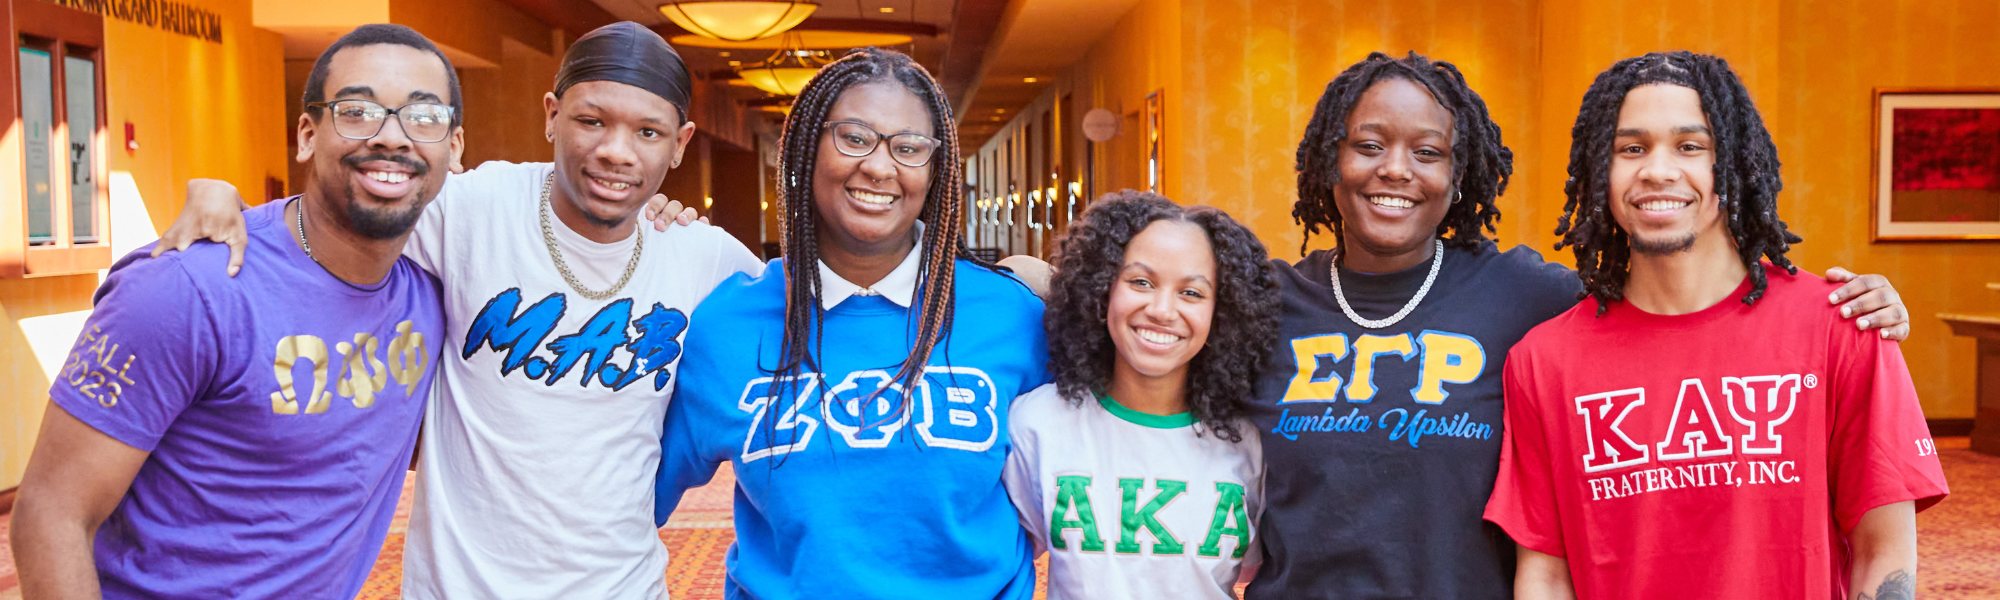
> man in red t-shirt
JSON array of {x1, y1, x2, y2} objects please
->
[{"x1": 1484, "y1": 51, "x2": 1948, "y2": 600}]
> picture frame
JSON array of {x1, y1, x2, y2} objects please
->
[{"x1": 1872, "y1": 88, "x2": 2000, "y2": 241}]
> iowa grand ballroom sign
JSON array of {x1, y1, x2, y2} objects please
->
[{"x1": 38, "y1": 0, "x2": 223, "y2": 43}]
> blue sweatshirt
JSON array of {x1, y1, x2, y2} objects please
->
[{"x1": 656, "y1": 258, "x2": 1051, "y2": 600}]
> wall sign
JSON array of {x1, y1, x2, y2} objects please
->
[{"x1": 39, "y1": 0, "x2": 222, "y2": 43}]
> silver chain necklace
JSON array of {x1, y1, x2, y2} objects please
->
[
  {"x1": 293, "y1": 197, "x2": 388, "y2": 292},
  {"x1": 1329, "y1": 238, "x2": 1444, "y2": 329},
  {"x1": 539, "y1": 172, "x2": 644, "y2": 301}
]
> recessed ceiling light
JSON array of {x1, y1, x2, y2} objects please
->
[
  {"x1": 729, "y1": 60, "x2": 741, "y2": 66},
  {"x1": 719, "y1": 51, "x2": 730, "y2": 57},
  {"x1": 879, "y1": 6, "x2": 894, "y2": 13},
  {"x1": 994, "y1": 108, "x2": 1005, "y2": 113},
  {"x1": 1023, "y1": 77, "x2": 1037, "y2": 83}
]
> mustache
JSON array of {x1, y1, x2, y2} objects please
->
[{"x1": 341, "y1": 153, "x2": 430, "y2": 177}]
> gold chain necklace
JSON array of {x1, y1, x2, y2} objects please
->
[{"x1": 538, "y1": 172, "x2": 643, "y2": 300}]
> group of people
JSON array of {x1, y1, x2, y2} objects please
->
[{"x1": 6, "y1": 17, "x2": 1946, "y2": 600}]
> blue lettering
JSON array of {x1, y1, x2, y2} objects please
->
[
  {"x1": 917, "y1": 367, "x2": 998, "y2": 451},
  {"x1": 619, "y1": 303, "x2": 688, "y2": 391},
  {"x1": 545, "y1": 299, "x2": 634, "y2": 387},
  {"x1": 463, "y1": 289, "x2": 566, "y2": 378},
  {"x1": 740, "y1": 375, "x2": 821, "y2": 462},
  {"x1": 823, "y1": 370, "x2": 911, "y2": 448}
]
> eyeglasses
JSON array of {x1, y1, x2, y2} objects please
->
[
  {"x1": 825, "y1": 120, "x2": 940, "y2": 168},
  {"x1": 307, "y1": 99, "x2": 456, "y2": 144}
]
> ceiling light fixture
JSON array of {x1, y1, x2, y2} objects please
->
[
  {"x1": 736, "y1": 33, "x2": 828, "y2": 96},
  {"x1": 658, "y1": 0, "x2": 818, "y2": 42},
  {"x1": 1023, "y1": 77, "x2": 1037, "y2": 83}
]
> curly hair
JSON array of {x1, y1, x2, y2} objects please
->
[
  {"x1": 1294, "y1": 51, "x2": 1513, "y2": 256},
  {"x1": 768, "y1": 48, "x2": 991, "y2": 428},
  {"x1": 1553, "y1": 51, "x2": 1800, "y2": 314},
  {"x1": 1045, "y1": 190, "x2": 1280, "y2": 442}
]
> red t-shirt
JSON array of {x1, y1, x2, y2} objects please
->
[{"x1": 1484, "y1": 264, "x2": 1948, "y2": 599}]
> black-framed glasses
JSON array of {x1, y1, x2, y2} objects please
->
[
  {"x1": 825, "y1": 120, "x2": 939, "y2": 168},
  {"x1": 307, "y1": 99, "x2": 456, "y2": 143}
]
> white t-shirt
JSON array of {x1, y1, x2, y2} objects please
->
[
  {"x1": 398, "y1": 161, "x2": 765, "y2": 599},
  {"x1": 1003, "y1": 383, "x2": 1264, "y2": 600}
]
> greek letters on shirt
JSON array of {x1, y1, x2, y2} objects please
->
[
  {"x1": 737, "y1": 367, "x2": 1000, "y2": 460},
  {"x1": 1269, "y1": 330, "x2": 1495, "y2": 446},
  {"x1": 461, "y1": 288, "x2": 689, "y2": 391},
  {"x1": 1573, "y1": 374, "x2": 1819, "y2": 501},
  {"x1": 1046, "y1": 476, "x2": 1255, "y2": 560},
  {"x1": 267, "y1": 320, "x2": 431, "y2": 414},
  {"x1": 61, "y1": 321, "x2": 431, "y2": 414}
]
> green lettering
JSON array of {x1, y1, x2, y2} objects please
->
[
  {"x1": 1050, "y1": 475, "x2": 1105, "y2": 552},
  {"x1": 1198, "y1": 482, "x2": 1253, "y2": 558},
  {"x1": 1117, "y1": 478, "x2": 1186, "y2": 555}
]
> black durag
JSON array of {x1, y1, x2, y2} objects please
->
[{"x1": 554, "y1": 21, "x2": 692, "y2": 121}]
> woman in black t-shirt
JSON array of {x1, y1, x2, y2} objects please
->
[{"x1": 1239, "y1": 51, "x2": 1912, "y2": 599}]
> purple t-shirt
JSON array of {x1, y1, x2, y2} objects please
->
[{"x1": 48, "y1": 199, "x2": 443, "y2": 599}]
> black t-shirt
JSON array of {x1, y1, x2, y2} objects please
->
[{"x1": 1244, "y1": 241, "x2": 1581, "y2": 600}]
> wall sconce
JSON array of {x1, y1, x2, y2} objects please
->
[
  {"x1": 1044, "y1": 186, "x2": 1057, "y2": 228},
  {"x1": 1026, "y1": 190, "x2": 1042, "y2": 229},
  {"x1": 1067, "y1": 181, "x2": 1082, "y2": 222},
  {"x1": 1006, "y1": 193, "x2": 1019, "y2": 227}
]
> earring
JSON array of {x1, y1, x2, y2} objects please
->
[
  {"x1": 1453, "y1": 189, "x2": 1463, "y2": 204},
  {"x1": 545, "y1": 132, "x2": 553, "y2": 142}
]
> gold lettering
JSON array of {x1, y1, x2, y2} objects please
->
[
  {"x1": 269, "y1": 335, "x2": 330, "y2": 414},
  {"x1": 336, "y1": 333, "x2": 388, "y2": 408},
  {"x1": 386, "y1": 320, "x2": 429, "y2": 395}
]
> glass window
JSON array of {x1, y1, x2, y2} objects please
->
[
  {"x1": 65, "y1": 53, "x2": 97, "y2": 243},
  {"x1": 20, "y1": 47, "x2": 54, "y2": 245}
]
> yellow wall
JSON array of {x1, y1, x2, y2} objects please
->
[
  {"x1": 1, "y1": 0, "x2": 289, "y2": 489},
  {"x1": 986, "y1": 0, "x2": 1999, "y2": 419}
]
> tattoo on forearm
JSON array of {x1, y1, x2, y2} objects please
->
[{"x1": 1856, "y1": 569, "x2": 1913, "y2": 600}]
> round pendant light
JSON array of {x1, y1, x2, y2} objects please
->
[
  {"x1": 736, "y1": 34, "x2": 828, "y2": 96},
  {"x1": 658, "y1": 1, "x2": 819, "y2": 42}
]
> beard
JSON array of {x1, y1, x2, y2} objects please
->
[
  {"x1": 344, "y1": 197, "x2": 428, "y2": 239},
  {"x1": 332, "y1": 152, "x2": 434, "y2": 240},
  {"x1": 1630, "y1": 230, "x2": 1698, "y2": 256}
]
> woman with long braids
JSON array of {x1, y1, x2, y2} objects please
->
[
  {"x1": 1238, "y1": 51, "x2": 1914, "y2": 599},
  {"x1": 651, "y1": 48, "x2": 1047, "y2": 599}
]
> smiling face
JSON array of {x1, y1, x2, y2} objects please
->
[
  {"x1": 1608, "y1": 83, "x2": 1724, "y2": 255},
  {"x1": 544, "y1": 80, "x2": 696, "y2": 230},
  {"x1": 1107, "y1": 220, "x2": 1217, "y2": 385},
  {"x1": 812, "y1": 81, "x2": 934, "y2": 256},
  {"x1": 1333, "y1": 77, "x2": 1456, "y2": 265},
  {"x1": 298, "y1": 43, "x2": 463, "y2": 239}
]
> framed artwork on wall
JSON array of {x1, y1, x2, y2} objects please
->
[{"x1": 1873, "y1": 89, "x2": 2000, "y2": 241}]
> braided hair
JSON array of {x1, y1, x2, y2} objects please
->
[
  {"x1": 1553, "y1": 51, "x2": 1799, "y2": 314},
  {"x1": 1293, "y1": 51, "x2": 1513, "y2": 255},
  {"x1": 1045, "y1": 190, "x2": 1280, "y2": 442},
  {"x1": 769, "y1": 47, "x2": 985, "y2": 428}
]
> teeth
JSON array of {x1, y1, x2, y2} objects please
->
[
  {"x1": 1368, "y1": 196, "x2": 1414, "y2": 209},
  {"x1": 852, "y1": 190, "x2": 897, "y2": 205},
  {"x1": 594, "y1": 177, "x2": 631, "y2": 191},
  {"x1": 1137, "y1": 329, "x2": 1182, "y2": 345},
  {"x1": 366, "y1": 171, "x2": 409, "y2": 184},
  {"x1": 1640, "y1": 200, "x2": 1690, "y2": 211}
]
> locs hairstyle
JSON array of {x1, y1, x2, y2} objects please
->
[
  {"x1": 769, "y1": 47, "x2": 985, "y2": 415},
  {"x1": 1553, "y1": 51, "x2": 1799, "y2": 314},
  {"x1": 1046, "y1": 191, "x2": 1280, "y2": 442},
  {"x1": 1293, "y1": 51, "x2": 1512, "y2": 255},
  {"x1": 302, "y1": 24, "x2": 463, "y2": 126}
]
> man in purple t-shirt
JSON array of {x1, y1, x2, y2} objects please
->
[{"x1": 8, "y1": 25, "x2": 458, "y2": 599}]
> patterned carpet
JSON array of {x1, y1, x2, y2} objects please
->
[{"x1": 2, "y1": 438, "x2": 1997, "y2": 599}]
